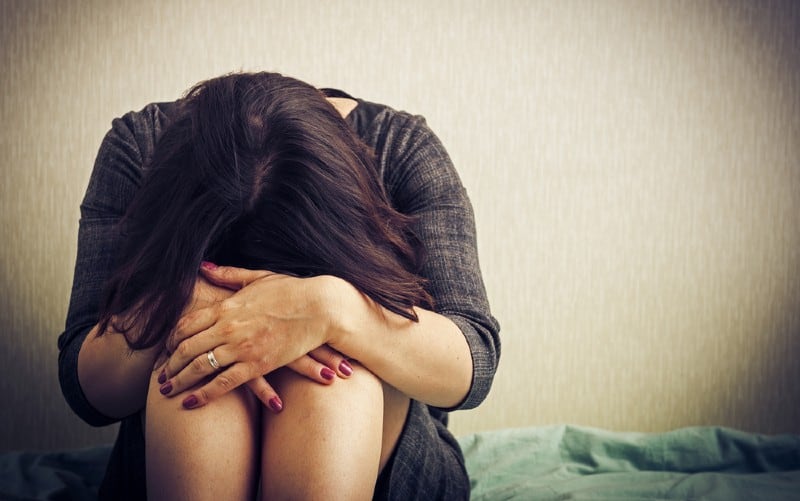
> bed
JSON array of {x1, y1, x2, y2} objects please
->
[{"x1": 2, "y1": 425, "x2": 799, "y2": 500}]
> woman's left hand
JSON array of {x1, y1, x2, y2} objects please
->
[{"x1": 160, "y1": 263, "x2": 351, "y2": 410}]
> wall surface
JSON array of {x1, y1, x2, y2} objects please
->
[{"x1": 1, "y1": 0, "x2": 799, "y2": 452}]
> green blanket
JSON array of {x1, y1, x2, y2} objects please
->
[
  {"x1": 2, "y1": 425, "x2": 798, "y2": 499},
  {"x1": 458, "y1": 425, "x2": 800, "y2": 500}
]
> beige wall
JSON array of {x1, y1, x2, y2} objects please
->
[{"x1": 1, "y1": 0, "x2": 798, "y2": 451}]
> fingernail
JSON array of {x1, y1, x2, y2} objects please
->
[
  {"x1": 200, "y1": 261, "x2": 218, "y2": 270},
  {"x1": 339, "y1": 360, "x2": 353, "y2": 377},
  {"x1": 268, "y1": 396, "x2": 283, "y2": 413},
  {"x1": 159, "y1": 381, "x2": 173, "y2": 395},
  {"x1": 182, "y1": 395, "x2": 199, "y2": 409},
  {"x1": 157, "y1": 370, "x2": 167, "y2": 385},
  {"x1": 321, "y1": 367, "x2": 336, "y2": 381}
]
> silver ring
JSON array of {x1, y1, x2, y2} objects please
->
[{"x1": 207, "y1": 350, "x2": 221, "y2": 370}]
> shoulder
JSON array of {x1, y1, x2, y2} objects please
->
[
  {"x1": 347, "y1": 98, "x2": 448, "y2": 185},
  {"x1": 82, "y1": 101, "x2": 179, "y2": 213},
  {"x1": 105, "y1": 101, "x2": 177, "y2": 165},
  {"x1": 348, "y1": 98, "x2": 433, "y2": 150},
  {"x1": 345, "y1": 98, "x2": 464, "y2": 214}
]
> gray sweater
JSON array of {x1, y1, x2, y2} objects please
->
[{"x1": 58, "y1": 93, "x2": 500, "y2": 427}]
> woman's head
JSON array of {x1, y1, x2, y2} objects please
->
[{"x1": 100, "y1": 72, "x2": 431, "y2": 349}]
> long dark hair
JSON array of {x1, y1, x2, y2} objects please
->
[{"x1": 98, "y1": 72, "x2": 431, "y2": 350}]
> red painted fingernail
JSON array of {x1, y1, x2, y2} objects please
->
[
  {"x1": 182, "y1": 395, "x2": 199, "y2": 409},
  {"x1": 158, "y1": 370, "x2": 167, "y2": 385},
  {"x1": 339, "y1": 360, "x2": 353, "y2": 377},
  {"x1": 321, "y1": 367, "x2": 336, "y2": 381},
  {"x1": 268, "y1": 396, "x2": 283, "y2": 413},
  {"x1": 159, "y1": 381, "x2": 173, "y2": 395},
  {"x1": 200, "y1": 261, "x2": 218, "y2": 270}
]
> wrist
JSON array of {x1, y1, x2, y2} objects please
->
[{"x1": 313, "y1": 275, "x2": 364, "y2": 347}]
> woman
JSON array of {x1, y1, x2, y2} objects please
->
[{"x1": 58, "y1": 72, "x2": 499, "y2": 500}]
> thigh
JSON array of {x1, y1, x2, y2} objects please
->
[
  {"x1": 260, "y1": 363, "x2": 401, "y2": 500},
  {"x1": 144, "y1": 368, "x2": 261, "y2": 501}
]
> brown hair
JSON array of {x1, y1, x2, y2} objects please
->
[{"x1": 98, "y1": 72, "x2": 431, "y2": 349}]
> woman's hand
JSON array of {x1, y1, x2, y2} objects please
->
[{"x1": 159, "y1": 263, "x2": 353, "y2": 411}]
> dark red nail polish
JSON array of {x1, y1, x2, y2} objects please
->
[
  {"x1": 158, "y1": 370, "x2": 167, "y2": 385},
  {"x1": 159, "y1": 381, "x2": 172, "y2": 395},
  {"x1": 321, "y1": 367, "x2": 335, "y2": 380},
  {"x1": 183, "y1": 395, "x2": 199, "y2": 409},
  {"x1": 268, "y1": 396, "x2": 283, "y2": 413},
  {"x1": 339, "y1": 360, "x2": 353, "y2": 377},
  {"x1": 200, "y1": 261, "x2": 218, "y2": 270}
]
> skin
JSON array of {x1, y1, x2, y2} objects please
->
[{"x1": 327, "y1": 96, "x2": 358, "y2": 118}]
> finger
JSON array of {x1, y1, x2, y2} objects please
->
[
  {"x1": 164, "y1": 320, "x2": 223, "y2": 378},
  {"x1": 161, "y1": 344, "x2": 232, "y2": 397},
  {"x1": 179, "y1": 362, "x2": 253, "y2": 409},
  {"x1": 246, "y1": 377, "x2": 283, "y2": 413},
  {"x1": 308, "y1": 345, "x2": 354, "y2": 378},
  {"x1": 167, "y1": 304, "x2": 220, "y2": 353},
  {"x1": 153, "y1": 350, "x2": 170, "y2": 384},
  {"x1": 286, "y1": 354, "x2": 338, "y2": 385},
  {"x1": 199, "y1": 262, "x2": 273, "y2": 291}
]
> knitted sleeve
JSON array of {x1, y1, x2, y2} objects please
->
[
  {"x1": 57, "y1": 103, "x2": 168, "y2": 426},
  {"x1": 355, "y1": 103, "x2": 501, "y2": 410}
]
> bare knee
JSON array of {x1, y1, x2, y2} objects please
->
[
  {"x1": 260, "y1": 363, "x2": 388, "y2": 500},
  {"x1": 145, "y1": 370, "x2": 260, "y2": 501}
]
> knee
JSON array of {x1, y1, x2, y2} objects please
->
[{"x1": 145, "y1": 369, "x2": 259, "y2": 431}]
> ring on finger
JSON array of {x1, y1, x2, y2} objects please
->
[{"x1": 207, "y1": 349, "x2": 221, "y2": 370}]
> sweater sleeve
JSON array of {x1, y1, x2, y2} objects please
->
[
  {"x1": 57, "y1": 104, "x2": 166, "y2": 426},
  {"x1": 363, "y1": 107, "x2": 501, "y2": 411}
]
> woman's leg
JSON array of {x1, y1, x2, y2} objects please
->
[
  {"x1": 145, "y1": 368, "x2": 261, "y2": 501},
  {"x1": 260, "y1": 363, "x2": 410, "y2": 501}
]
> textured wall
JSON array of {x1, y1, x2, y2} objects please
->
[{"x1": 1, "y1": 0, "x2": 798, "y2": 452}]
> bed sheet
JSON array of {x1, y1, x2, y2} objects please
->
[{"x1": 460, "y1": 425, "x2": 800, "y2": 500}]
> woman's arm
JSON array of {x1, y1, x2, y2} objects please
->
[
  {"x1": 326, "y1": 279, "x2": 472, "y2": 408},
  {"x1": 58, "y1": 105, "x2": 166, "y2": 425},
  {"x1": 77, "y1": 324, "x2": 162, "y2": 419},
  {"x1": 366, "y1": 108, "x2": 501, "y2": 410},
  {"x1": 217, "y1": 271, "x2": 477, "y2": 408},
  {"x1": 164, "y1": 267, "x2": 472, "y2": 409}
]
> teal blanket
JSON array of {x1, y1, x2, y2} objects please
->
[
  {"x1": 1, "y1": 426, "x2": 798, "y2": 499},
  {"x1": 459, "y1": 425, "x2": 800, "y2": 500}
]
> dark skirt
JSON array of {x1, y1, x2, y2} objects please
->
[{"x1": 100, "y1": 400, "x2": 469, "y2": 500}]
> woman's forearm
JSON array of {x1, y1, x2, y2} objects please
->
[
  {"x1": 326, "y1": 278, "x2": 473, "y2": 409},
  {"x1": 78, "y1": 324, "x2": 160, "y2": 419}
]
